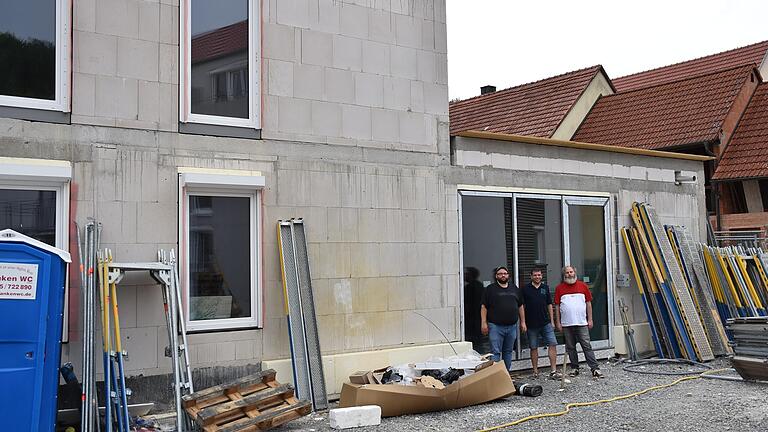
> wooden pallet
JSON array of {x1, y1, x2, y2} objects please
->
[{"x1": 182, "y1": 369, "x2": 312, "y2": 432}]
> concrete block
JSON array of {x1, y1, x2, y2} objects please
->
[
  {"x1": 276, "y1": 169, "x2": 311, "y2": 207},
  {"x1": 372, "y1": 108, "x2": 399, "y2": 143},
  {"x1": 294, "y1": 64, "x2": 324, "y2": 100},
  {"x1": 74, "y1": 0, "x2": 96, "y2": 32},
  {"x1": 436, "y1": 53, "x2": 448, "y2": 84},
  {"x1": 390, "y1": 46, "x2": 418, "y2": 80},
  {"x1": 159, "y1": 4, "x2": 179, "y2": 45},
  {"x1": 414, "y1": 276, "x2": 444, "y2": 309},
  {"x1": 215, "y1": 342, "x2": 237, "y2": 362},
  {"x1": 302, "y1": 29, "x2": 333, "y2": 66},
  {"x1": 121, "y1": 326, "x2": 158, "y2": 371},
  {"x1": 158, "y1": 83, "x2": 178, "y2": 131},
  {"x1": 354, "y1": 277, "x2": 389, "y2": 313},
  {"x1": 434, "y1": 17, "x2": 447, "y2": 53},
  {"x1": 399, "y1": 111, "x2": 426, "y2": 145},
  {"x1": 263, "y1": 23, "x2": 296, "y2": 62},
  {"x1": 312, "y1": 243, "x2": 351, "y2": 279},
  {"x1": 379, "y1": 243, "x2": 408, "y2": 277},
  {"x1": 325, "y1": 68, "x2": 356, "y2": 104},
  {"x1": 410, "y1": 80, "x2": 424, "y2": 112},
  {"x1": 313, "y1": 0, "x2": 341, "y2": 33},
  {"x1": 350, "y1": 243, "x2": 381, "y2": 278},
  {"x1": 369, "y1": 9, "x2": 394, "y2": 44},
  {"x1": 344, "y1": 313, "x2": 375, "y2": 350},
  {"x1": 95, "y1": 76, "x2": 138, "y2": 120},
  {"x1": 117, "y1": 38, "x2": 159, "y2": 81},
  {"x1": 312, "y1": 100, "x2": 342, "y2": 137},
  {"x1": 417, "y1": 50, "x2": 437, "y2": 83},
  {"x1": 342, "y1": 105, "x2": 372, "y2": 140},
  {"x1": 330, "y1": 278, "x2": 355, "y2": 314},
  {"x1": 138, "y1": 80, "x2": 160, "y2": 124},
  {"x1": 158, "y1": 43, "x2": 178, "y2": 84},
  {"x1": 327, "y1": 207, "x2": 359, "y2": 242},
  {"x1": 373, "y1": 311, "x2": 404, "y2": 347},
  {"x1": 355, "y1": 73, "x2": 384, "y2": 107},
  {"x1": 136, "y1": 202, "x2": 177, "y2": 243},
  {"x1": 414, "y1": 210, "x2": 442, "y2": 242},
  {"x1": 277, "y1": 0, "x2": 310, "y2": 28},
  {"x1": 362, "y1": 40, "x2": 390, "y2": 75},
  {"x1": 278, "y1": 97, "x2": 312, "y2": 135},
  {"x1": 235, "y1": 338, "x2": 257, "y2": 360},
  {"x1": 96, "y1": 0, "x2": 139, "y2": 38},
  {"x1": 383, "y1": 77, "x2": 411, "y2": 111},
  {"x1": 268, "y1": 60, "x2": 294, "y2": 97},
  {"x1": 333, "y1": 35, "x2": 363, "y2": 71},
  {"x1": 72, "y1": 73, "x2": 96, "y2": 117},
  {"x1": 374, "y1": 176, "x2": 402, "y2": 209},
  {"x1": 262, "y1": 317, "x2": 290, "y2": 359},
  {"x1": 421, "y1": 19, "x2": 435, "y2": 50},
  {"x1": 491, "y1": 153, "x2": 512, "y2": 170},
  {"x1": 318, "y1": 314, "x2": 345, "y2": 353},
  {"x1": 395, "y1": 14, "x2": 422, "y2": 48},
  {"x1": 74, "y1": 31, "x2": 117, "y2": 76},
  {"x1": 434, "y1": 0, "x2": 447, "y2": 23},
  {"x1": 400, "y1": 175, "x2": 427, "y2": 210},
  {"x1": 424, "y1": 83, "x2": 448, "y2": 115},
  {"x1": 138, "y1": 1, "x2": 160, "y2": 42},
  {"x1": 340, "y1": 4, "x2": 369, "y2": 38},
  {"x1": 309, "y1": 171, "x2": 342, "y2": 206}
]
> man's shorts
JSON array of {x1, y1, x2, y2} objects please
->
[{"x1": 527, "y1": 322, "x2": 558, "y2": 348}]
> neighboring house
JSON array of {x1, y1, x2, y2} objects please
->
[
  {"x1": 449, "y1": 65, "x2": 614, "y2": 139},
  {"x1": 0, "y1": 0, "x2": 454, "y2": 397},
  {"x1": 574, "y1": 41, "x2": 768, "y2": 234},
  {"x1": 448, "y1": 71, "x2": 707, "y2": 358}
]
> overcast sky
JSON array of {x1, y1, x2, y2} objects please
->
[{"x1": 447, "y1": 0, "x2": 768, "y2": 100}]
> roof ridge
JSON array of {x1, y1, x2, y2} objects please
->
[
  {"x1": 608, "y1": 63, "x2": 756, "y2": 97},
  {"x1": 449, "y1": 65, "x2": 602, "y2": 106},
  {"x1": 615, "y1": 40, "x2": 768, "y2": 82}
]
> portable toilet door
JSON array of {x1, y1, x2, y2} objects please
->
[{"x1": 0, "y1": 229, "x2": 70, "y2": 431}]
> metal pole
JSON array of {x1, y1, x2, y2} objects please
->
[
  {"x1": 98, "y1": 250, "x2": 112, "y2": 432},
  {"x1": 171, "y1": 249, "x2": 193, "y2": 393},
  {"x1": 108, "y1": 250, "x2": 131, "y2": 432}
]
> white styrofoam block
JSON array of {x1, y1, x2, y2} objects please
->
[{"x1": 329, "y1": 406, "x2": 382, "y2": 429}]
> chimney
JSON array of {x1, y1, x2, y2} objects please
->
[{"x1": 480, "y1": 85, "x2": 496, "y2": 95}]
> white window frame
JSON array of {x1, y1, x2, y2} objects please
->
[
  {"x1": 0, "y1": 0, "x2": 70, "y2": 112},
  {"x1": 179, "y1": 169, "x2": 265, "y2": 331},
  {"x1": 179, "y1": 0, "x2": 261, "y2": 129},
  {"x1": 0, "y1": 157, "x2": 72, "y2": 339}
]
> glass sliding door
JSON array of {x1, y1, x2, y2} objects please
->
[
  {"x1": 513, "y1": 194, "x2": 564, "y2": 349},
  {"x1": 563, "y1": 197, "x2": 613, "y2": 348}
]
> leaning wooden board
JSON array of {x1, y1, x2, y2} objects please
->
[{"x1": 182, "y1": 369, "x2": 312, "y2": 432}]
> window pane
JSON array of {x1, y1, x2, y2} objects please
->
[
  {"x1": 0, "y1": 0, "x2": 56, "y2": 100},
  {"x1": 190, "y1": 0, "x2": 249, "y2": 119},
  {"x1": 189, "y1": 195, "x2": 251, "y2": 321},
  {"x1": 0, "y1": 189, "x2": 57, "y2": 246}
]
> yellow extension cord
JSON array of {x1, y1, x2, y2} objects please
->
[{"x1": 477, "y1": 368, "x2": 729, "y2": 432}]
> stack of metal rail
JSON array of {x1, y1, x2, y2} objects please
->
[
  {"x1": 620, "y1": 202, "x2": 721, "y2": 361},
  {"x1": 78, "y1": 221, "x2": 100, "y2": 432},
  {"x1": 726, "y1": 317, "x2": 768, "y2": 381},
  {"x1": 700, "y1": 245, "x2": 768, "y2": 321}
]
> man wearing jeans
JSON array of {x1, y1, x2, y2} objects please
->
[
  {"x1": 521, "y1": 268, "x2": 561, "y2": 379},
  {"x1": 481, "y1": 266, "x2": 526, "y2": 372},
  {"x1": 554, "y1": 266, "x2": 603, "y2": 378}
]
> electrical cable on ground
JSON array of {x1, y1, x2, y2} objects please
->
[
  {"x1": 622, "y1": 358, "x2": 712, "y2": 376},
  {"x1": 476, "y1": 368, "x2": 729, "y2": 432}
]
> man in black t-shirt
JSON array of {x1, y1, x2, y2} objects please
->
[
  {"x1": 521, "y1": 268, "x2": 561, "y2": 379},
  {"x1": 481, "y1": 266, "x2": 526, "y2": 372}
]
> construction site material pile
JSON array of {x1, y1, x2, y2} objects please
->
[{"x1": 726, "y1": 317, "x2": 768, "y2": 381}]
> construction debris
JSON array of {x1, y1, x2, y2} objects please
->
[
  {"x1": 339, "y1": 353, "x2": 515, "y2": 417},
  {"x1": 329, "y1": 406, "x2": 382, "y2": 429},
  {"x1": 726, "y1": 317, "x2": 768, "y2": 381},
  {"x1": 182, "y1": 369, "x2": 311, "y2": 431}
]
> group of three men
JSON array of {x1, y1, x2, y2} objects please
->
[{"x1": 479, "y1": 265, "x2": 603, "y2": 379}]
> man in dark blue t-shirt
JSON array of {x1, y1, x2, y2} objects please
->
[
  {"x1": 481, "y1": 266, "x2": 526, "y2": 372},
  {"x1": 521, "y1": 268, "x2": 561, "y2": 379}
]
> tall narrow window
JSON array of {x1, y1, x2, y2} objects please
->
[
  {"x1": 182, "y1": 0, "x2": 260, "y2": 128},
  {"x1": 180, "y1": 170, "x2": 264, "y2": 331},
  {"x1": 0, "y1": 0, "x2": 69, "y2": 111}
]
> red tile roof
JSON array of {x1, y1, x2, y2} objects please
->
[
  {"x1": 713, "y1": 83, "x2": 768, "y2": 180},
  {"x1": 191, "y1": 20, "x2": 248, "y2": 64},
  {"x1": 449, "y1": 65, "x2": 607, "y2": 137},
  {"x1": 614, "y1": 41, "x2": 768, "y2": 92},
  {"x1": 572, "y1": 65, "x2": 755, "y2": 150}
]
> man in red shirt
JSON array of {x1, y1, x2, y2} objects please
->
[{"x1": 554, "y1": 266, "x2": 603, "y2": 378}]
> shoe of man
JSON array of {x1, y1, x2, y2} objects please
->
[
  {"x1": 549, "y1": 370, "x2": 563, "y2": 380},
  {"x1": 591, "y1": 369, "x2": 604, "y2": 378},
  {"x1": 568, "y1": 368, "x2": 580, "y2": 377}
]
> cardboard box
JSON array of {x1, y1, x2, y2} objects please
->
[
  {"x1": 339, "y1": 361, "x2": 515, "y2": 417},
  {"x1": 349, "y1": 371, "x2": 369, "y2": 385}
]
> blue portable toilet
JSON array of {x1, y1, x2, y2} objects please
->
[{"x1": 0, "y1": 229, "x2": 70, "y2": 431}]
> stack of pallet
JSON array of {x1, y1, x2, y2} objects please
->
[
  {"x1": 621, "y1": 203, "x2": 728, "y2": 361},
  {"x1": 726, "y1": 317, "x2": 768, "y2": 381},
  {"x1": 183, "y1": 369, "x2": 311, "y2": 431}
]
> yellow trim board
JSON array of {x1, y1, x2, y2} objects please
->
[{"x1": 456, "y1": 130, "x2": 713, "y2": 162}]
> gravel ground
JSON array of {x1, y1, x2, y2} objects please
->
[{"x1": 281, "y1": 358, "x2": 768, "y2": 432}]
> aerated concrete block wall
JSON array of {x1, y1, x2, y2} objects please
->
[{"x1": 0, "y1": 0, "x2": 454, "y2": 382}]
